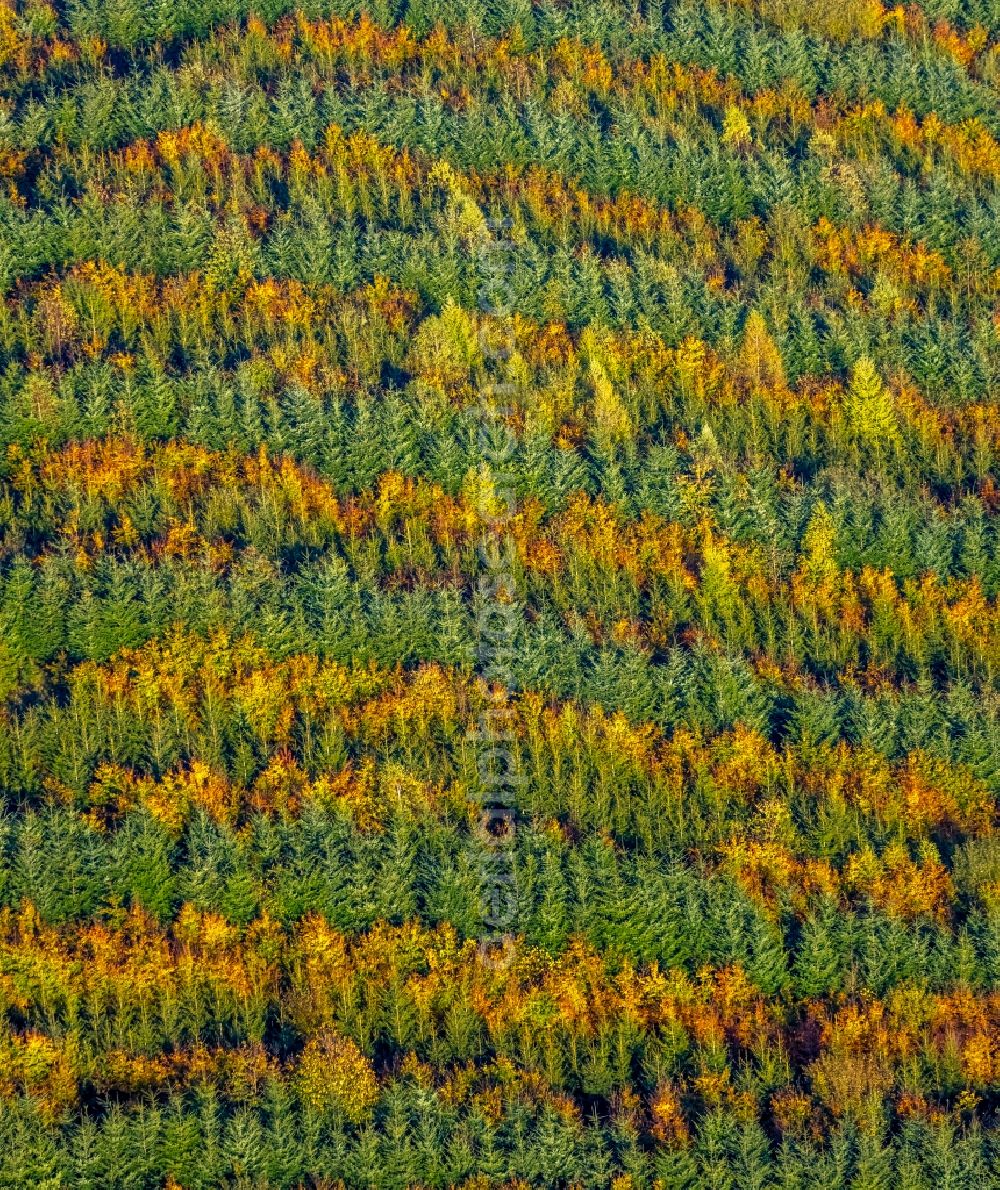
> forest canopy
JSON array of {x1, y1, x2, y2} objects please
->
[{"x1": 0, "y1": 0, "x2": 999, "y2": 1185}]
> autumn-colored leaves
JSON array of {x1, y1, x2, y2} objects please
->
[
  {"x1": 2, "y1": 0, "x2": 1000, "y2": 1176},
  {"x1": 1, "y1": 902, "x2": 996, "y2": 1134},
  {"x1": 5, "y1": 435, "x2": 1000, "y2": 685},
  {"x1": 6, "y1": 620, "x2": 993, "y2": 914}
]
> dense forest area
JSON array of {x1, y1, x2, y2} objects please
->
[{"x1": 1, "y1": 0, "x2": 1000, "y2": 1184}]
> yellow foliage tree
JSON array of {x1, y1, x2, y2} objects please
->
[
  {"x1": 407, "y1": 299, "x2": 481, "y2": 393},
  {"x1": 846, "y1": 355, "x2": 899, "y2": 450},
  {"x1": 296, "y1": 1031, "x2": 379, "y2": 1123},
  {"x1": 721, "y1": 105, "x2": 752, "y2": 150},
  {"x1": 799, "y1": 502, "x2": 839, "y2": 588},
  {"x1": 739, "y1": 310, "x2": 786, "y2": 393},
  {"x1": 590, "y1": 357, "x2": 633, "y2": 448}
]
